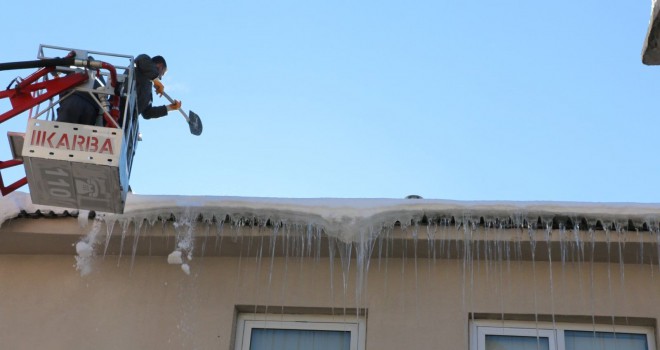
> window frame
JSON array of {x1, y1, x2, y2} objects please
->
[
  {"x1": 235, "y1": 313, "x2": 366, "y2": 350},
  {"x1": 475, "y1": 324, "x2": 556, "y2": 350},
  {"x1": 470, "y1": 320, "x2": 656, "y2": 350}
]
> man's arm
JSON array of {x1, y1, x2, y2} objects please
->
[{"x1": 140, "y1": 105, "x2": 169, "y2": 119}]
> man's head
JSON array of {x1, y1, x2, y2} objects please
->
[{"x1": 152, "y1": 55, "x2": 167, "y2": 79}]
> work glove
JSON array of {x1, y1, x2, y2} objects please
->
[
  {"x1": 167, "y1": 100, "x2": 182, "y2": 111},
  {"x1": 153, "y1": 79, "x2": 164, "y2": 96}
]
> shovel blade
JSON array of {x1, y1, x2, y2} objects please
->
[{"x1": 188, "y1": 110, "x2": 203, "y2": 136}]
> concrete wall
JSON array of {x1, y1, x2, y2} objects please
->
[{"x1": 0, "y1": 217, "x2": 658, "y2": 349}]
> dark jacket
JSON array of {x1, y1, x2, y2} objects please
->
[
  {"x1": 134, "y1": 54, "x2": 168, "y2": 119},
  {"x1": 56, "y1": 63, "x2": 106, "y2": 125}
]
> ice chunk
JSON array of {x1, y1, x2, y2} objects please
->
[{"x1": 167, "y1": 250, "x2": 183, "y2": 265}]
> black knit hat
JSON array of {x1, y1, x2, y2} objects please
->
[{"x1": 152, "y1": 55, "x2": 167, "y2": 68}]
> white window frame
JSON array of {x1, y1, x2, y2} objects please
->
[
  {"x1": 470, "y1": 320, "x2": 656, "y2": 350},
  {"x1": 474, "y1": 323, "x2": 556, "y2": 350},
  {"x1": 235, "y1": 313, "x2": 366, "y2": 350}
]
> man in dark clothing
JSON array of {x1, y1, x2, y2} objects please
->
[
  {"x1": 60, "y1": 54, "x2": 180, "y2": 127},
  {"x1": 56, "y1": 91, "x2": 100, "y2": 125},
  {"x1": 134, "y1": 54, "x2": 180, "y2": 119},
  {"x1": 56, "y1": 56, "x2": 106, "y2": 125}
]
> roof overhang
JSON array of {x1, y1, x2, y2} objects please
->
[
  {"x1": 1, "y1": 192, "x2": 659, "y2": 264},
  {"x1": 642, "y1": 0, "x2": 660, "y2": 64},
  {"x1": 3, "y1": 191, "x2": 660, "y2": 234}
]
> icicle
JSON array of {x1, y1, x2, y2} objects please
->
[
  {"x1": 616, "y1": 223, "x2": 626, "y2": 293},
  {"x1": 198, "y1": 221, "x2": 211, "y2": 258},
  {"x1": 588, "y1": 227, "x2": 597, "y2": 334},
  {"x1": 410, "y1": 224, "x2": 419, "y2": 317},
  {"x1": 496, "y1": 222, "x2": 506, "y2": 328},
  {"x1": 267, "y1": 223, "x2": 281, "y2": 287},
  {"x1": 526, "y1": 221, "x2": 540, "y2": 338},
  {"x1": 214, "y1": 220, "x2": 225, "y2": 255},
  {"x1": 355, "y1": 229, "x2": 369, "y2": 310},
  {"x1": 359, "y1": 225, "x2": 380, "y2": 309},
  {"x1": 328, "y1": 236, "x2": 337, "y2": 307},
  {"x1": 337, "y1": 238, "x2": 352, "y2": 311},
  {"x1": 603, "y1": 221, "x2": 617, "y2": 335},
  {"x1": 460, "y1": 215, "x2": 476, "y2": 329},
  {"x1": 571, "y1": 221, "x2": 586, "y2": 310},
  {"x1": 129, "y1": 218, "x2": 145, "y2": 273},
  {"x1": 103, "y1": 218, "x2": 116, "y2": 256},
  {"x1": 616, "y1": 222, "x2": 629, "y2": 331},
  {"x1": 77, "y1": 209, "x2": 90, "y2": 227},
  {"x1": 544, "y1": 220, "x2": 557, "y2": 331},
  {"x1": 656, "y1": 226, "x2": 660, "y2": 277},
  {"x1": 426, "y1": 223, "x2": 436, "y2": 274},
  {"x1": 253, "y1": 228, "x2": 265, "y2": 308},
  {"x1": 558, "y1": 223, "x2": 568, "y2": 293},
  {"x1": 278, "y1": 224, "x2": 291, "y2": 316},
  {"x1": 380, "y1": 226, "x2": 392, "y2": 300},
  {"x1": 117, "y1": 219, "x2": 130, "y2": 265}
]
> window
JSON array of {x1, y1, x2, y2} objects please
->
[
  {"x1": 471, "y1": 320, "x2": 656, "y2": 350},
  {"x1": 235, "y1": 313, "x2": 366, "y2": 350}
]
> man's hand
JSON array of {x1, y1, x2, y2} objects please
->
[
  {"x1": 153, "y1": 79, "x2": 164, "y2": 96},
  {"x1": 167, "y1": 100, "x2": 182, "y2": 111}
]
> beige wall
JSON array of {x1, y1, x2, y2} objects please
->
[{"x1": 0, "y1": 217, "x2": 658, "y2": 349}]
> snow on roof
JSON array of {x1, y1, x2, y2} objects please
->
[{"x1": 3, "y1": 191, "x2": 660, "y2": 242}]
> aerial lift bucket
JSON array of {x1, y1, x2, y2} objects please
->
[
  {"x1": 0, "y1": 45, "x2": 140, "y2": 213},
  {"x1": 21, "y1": 118, "x2": 129, "y2": 213}
]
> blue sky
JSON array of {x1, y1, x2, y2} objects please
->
[{"x1": 1, "y1": 0, "x2": 660, "y2": 202}]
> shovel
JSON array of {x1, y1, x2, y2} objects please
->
[{"x1": 160, "y1": 90, "x2": 203, "y2": 136}]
